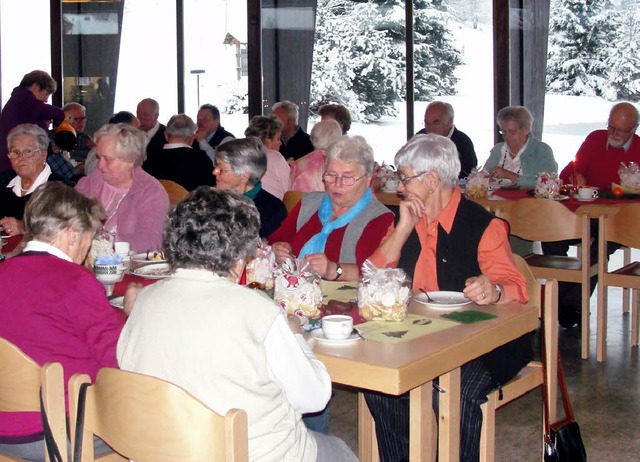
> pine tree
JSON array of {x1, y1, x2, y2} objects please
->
[{"x1": 605, "y1": 9, "x2": 640, "y2": 100}]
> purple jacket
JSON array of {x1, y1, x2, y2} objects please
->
[
  {"x1": 0, "y1": 86, "x2": 65, "y2": 172},
  {"x1": 76, "y1": 166, "x2": 170, "y2": 252}
]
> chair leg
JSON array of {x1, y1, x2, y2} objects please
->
[
  {"x1": 622, "y1": 247, "x2": 631, "y2": 313},
  {"x1": 479, "y1": 396, "x2": 496, "y2": 462},
  {"x1": 597, "y1": 282, "x2": 608, "y2": 362},
  {"x1": 632, "y1": 289, "x2": 639, "y2": 347},
  {"x1": 581, "y1": 278, "x2": 591, "y2": 360}
]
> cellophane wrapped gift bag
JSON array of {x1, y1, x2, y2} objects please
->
[
  {"x1": 245, "y1": 241, "x2": 277, "y2": 291},
  {"x1": 274, "y1": 258, "x2": 323, "y2": 319},
  {"x1": 358, "y1": 260, "x2": 411, "y2": 322}
]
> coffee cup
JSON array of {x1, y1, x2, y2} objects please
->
[
  {"x1": 384, "y1": 179, "x2": 399, "y2": 192},
  {"x1": 322, "y1": 315, "x2": 353, "y2": 340},
  {"x1": 578, "y1": 187, "x2": 598, "y2": 200},
  {"x1": 114, "y1": 241, "x2": 131, "y2": 258}
]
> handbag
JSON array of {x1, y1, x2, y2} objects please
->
[{"x1": 542, "y1": 351, "x2": 587, "y2": 461}]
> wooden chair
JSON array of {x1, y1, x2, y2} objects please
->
[
  {"x1": 69, "y1": 368, "x2": 248, "y2": 462},
  {"x1": 282, "y1": 190, "x2": 304, "y2": 213},
  {"x1": 158, "y1": 179, "x2": 189, "y2": 206},
  {"x1": 0, "y1": 337, "x2": 67, "y2": 462},
  {"x1": 596, "y1": 203, "x2": 640, "y2": 362},
  {"x1": 506, "y1": 198, "x2": 596, "y2": 359},
  {"x1": 479, "y1": 255, "x2": 558, "y2": 462}
]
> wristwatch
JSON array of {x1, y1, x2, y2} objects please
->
[
  {"x1": 330, "y1": 263, "x2": 343, "y2": 281},
  {"x1": 493, "y1": 284, "x2": 503, "y2": 304}
]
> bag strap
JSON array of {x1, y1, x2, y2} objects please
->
[
  {"x1": 72, "y1": 382, "x2": 90, "y2": 462},
  {"x1": 39, "y1": 389, "x2": 64, "y2": 462}
]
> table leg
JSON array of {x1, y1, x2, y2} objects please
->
[
  {"x1": 409, "y1": 382, "x2": 436, "y2": 462},
  {"x1": 358, "y1": 392, "x2": 379, "y2": 462},
  {"x1": 438, "y1": 368, "x2": 461, "y2": 462}
]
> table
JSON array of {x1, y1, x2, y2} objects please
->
[{"x1": 310, "y1": 298, "x2": 539, "y2": 462}]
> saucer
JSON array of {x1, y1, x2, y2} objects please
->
[
  {"x1": 310, "y1": 330, "x2": 360, "y2": 345},
  {"x1": 574, "y1": 196, "x2": 596, "y2": 202}
]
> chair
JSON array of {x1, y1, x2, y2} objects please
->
[
  {"x1": 69, "y1": 368, "x2": 248, "y2": 462},
  {"x1": 596, "y1": 204, "x2": 640, "y2": 362},
  {"x1": 479, "y1": 255, "x2": 558, "y2": 462},
  {"x1": 282, "y1": 190, "x2": 304, "y2": 213},
  {"x1": 0, "y1": 337, "x2": 67, "y2": 462},
  {"x1": 158, "y1": 179, "x2": 189, "y2": 206},
  {"x1": 505, "y1": 198, "x2": 596, "y2": 359}
]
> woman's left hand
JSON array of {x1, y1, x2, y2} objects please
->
[
  {"x1": 463, "y1": 274, "x2": 496, "y2": 306},
  {"x1": 489, "y1": 166, "x2": 519, "y2": 183},
  {"x1": 304, "y1": 253, "x2": 334, "y2": 279},
  {"x1": 0, "y1": 217, "x2": 25, "y2": 237}
]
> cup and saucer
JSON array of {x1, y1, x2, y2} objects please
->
[{"x1": 573, "y1": 187, "x2": 599, "y2": 202}]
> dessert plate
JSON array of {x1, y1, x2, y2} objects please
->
[
  {"x1": 133, "y1": 263, "x2": 172, "y2": 279},
  {"x1": 413, "y1": 291, "x2": 472, "y2": 309}
]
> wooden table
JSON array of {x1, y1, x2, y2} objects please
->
[{"x1": 310, "y1": 299, "x2": 539, "y2": 462}]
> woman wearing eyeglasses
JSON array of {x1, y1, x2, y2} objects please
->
[
  {"x1": 0, "y1": 124, "x2": 66, "y2": 238},
  {"x1": 269, "y1": 135, "x2": 394, "y2": 283},
  {"x1": 483, "y1": 105, "x2": 557, "y2": 188}
]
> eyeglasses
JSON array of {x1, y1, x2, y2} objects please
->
[
  {"x1": 322, "y1": 173, "x2": 365, "y2": 187},
  {"x1": 397, "y1": 171, "x2": 427, "y2": 185},
  {"x1": 607, "y1": 124, "x2": 638, "y2": 135},
  {"x1": 498, "y1": 128, "x2": 522, "y2": 136},
  {"x1": 7, "y1": 149, "x2": 41, "y2": 159},
  {"x1": 213, "y1": 165, "x2": 234, "y2": 174},
  {"x1": 69, "y1": 116, "x2": 87, "y2": 122}
]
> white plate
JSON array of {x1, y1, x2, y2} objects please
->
[
  {"x1": 490, "y1": 178, "x2": 514, "y2": 189},
  {"x1": 573, "y1": 196, "x2": 596, "y2": 202},
  {"x1": 133, "y1": 263, "x2": 172, "y2": 279},
  {"x1": 413, "y1": 291, "x2": 472, "y2": 309},
  {"x1": 131, "y1": 252, "x2": 167, "y2": 263},
  {"x1": 110, "y1": 296, "x2": 125, "y2": 310},
  {"x1": 310, "y1": 329, "x2": 360, "y2": 345}
]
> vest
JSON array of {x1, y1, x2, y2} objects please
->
[
  {"x1": 296, "y1": 192, "x2": 390, "y2": 264},
  {"x1": 208, "y1": 125, "x2": 235, "y2": 149}
]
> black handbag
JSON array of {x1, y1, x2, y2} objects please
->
[{"x1": 542, "y1": 354, "x2": 587, "y2": 461}]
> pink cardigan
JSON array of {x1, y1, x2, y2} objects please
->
[{"x1": 77, "y1": 166, "x2": 170, "y2": 252}]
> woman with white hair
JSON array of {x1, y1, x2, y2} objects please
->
[
  {"x1": 289, "y1": 119, "x2": 343, "y2": 192},
  {"x1": 364, "y1": 133, "x2": 531, "y2": 462},
  {"x1": 76, "y1": 123, "x2": 169, "y2": 251},
  {"x1": 484, "y1": 105, "x2": 557, "y2": 188}
]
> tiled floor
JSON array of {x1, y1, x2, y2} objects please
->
[{"x1": 328, "y1": 249, "x2": 640, "y2": 461}]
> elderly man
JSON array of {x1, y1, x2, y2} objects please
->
[
  {"x1": 416, "y1": 101, "x2": 477, "y2": 178},
  {"x1": 143, "y1": 113, "x2": 215, "y2": 191},
  {"x1": 364, "y1": 134, "x2": 530, "y2": 462},
  {"x1": 136, "y1": 98, "x2": 166, "y2": 159},
  {"x1": 192, "y1": 104, "x2": 235, "y2": 163},
  {"x1": 272, "y1": 100, "x2": 314, "y2": 161},
  {"x1": 63, "y1": 102, "x2": 95, "y2": 163},
  {"x1": 560, "y1": 102, "x2": 640, "y2": 189}
]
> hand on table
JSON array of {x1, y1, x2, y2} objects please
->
[
  {"x1": 123, "y1": 282, "x2": 143, "y2": 316},
  {"x1": 272, "y1": 241, "x2": 294, "y2": 263},
  {"x1": 0, "y1": 217, "x2": 25, "y2": 237},
  {"x1": 489, "y1": 166, "x2": 519, "y2": 184},
  {"x1": 463, "y1": 274, "x2": 496, "y2": 306}
]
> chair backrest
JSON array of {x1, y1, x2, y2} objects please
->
[
  {"x1": 603, "y1": 203, "x2": 640, "y2": 249},
  {"x1": 512, "y1": 255, "x2": 558, "y2": 423},
  {"x1": 507, "y1": 198, "x2": 584, "y2": 243},
  {"x1": 69, "y1": 368, "x2": 248, "y2": 462},
  {"x1": 282, "y1": 190, "x2": 304, "y2": 213},
  {"x1": 0, "y1": 337, "x2": 67, "y2": 462},
  {"x1": 158, "y1": 179, "x2": 189, "y2": 206}
]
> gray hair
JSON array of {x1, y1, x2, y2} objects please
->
[
  {"x1": 244, "y1": 115, "x2": 283, "y2": 142},
  {"x1": 24, "y1": 182, "x2": 105, "y2": 242},
  {"x1": 62, "y1": 102, "x2": 86, "y2": 113},
  {"x1": 311, "y1": 119, "x2": 342, "y2": 150},
  {"x1": 94, "y1": 123, "x2": 146, "y2": 165},
  {"x1": 163, "y1": 187, "x2": 260, "y2": 276},
  {"x1": 496, "y1": 105, "x2": 533, "y2": 131},
  {"x1": 426, "y1": 101, "x2": 454, "y2": 123},
  {"x1": 215, "y1": 137, "x2": 267, "y2": 187},
  {"x1": 7, "y1": 124, "x2": 50, "y2": 151},
  {"x1": 324, "y1": 135, "x2": 375, "y2": 175},
  {"x1": 166, "y1": 114, "x2": 197, "y2": 140},
  {"x1": 272, "y1": 100, "x2": 299, "y2": 124},
  {"x1": 137, "y1": 98, "x2": 159, "y2": 114},
  {"x1": 394, "y1": 134, "x2": 460, "y2": 187}
]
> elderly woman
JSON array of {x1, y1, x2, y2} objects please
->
[
  {"x1": 244, "y1": 115, "x2": 291, "y2": 200},
  {"x1": 270, "y1": 135, "x2": 394, "y2": 282},
  {"x1": 117, "y1": 187, "x2": 357, "y2": 462},
  {"x1": 318, "y1": 103, "x2": 351, "y2": 134},
  {"x1": 214, "y1": 137, "x2": 287, "y2": 238},
  {"x1": 0, "y1": 182, "x2": 125, "y2": 460},
  {"x1": 484, "y1": 105, "x2": 557, "y2": 188},
  {"x1": 76, "y1": 123, "x2": 169, "y2": 252},
  {"x1": 364, "y1": 134, "x2": 532, "y2": 462},
  {"x1": 0, "y1": 124, "x2": 66, "y2": 237},
  {"x1": 289, "y1": 119, "x2": 343, "y2": 193}
]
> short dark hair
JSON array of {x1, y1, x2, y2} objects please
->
[
  {"x1": 244, "y1": 115, "x2": 284, "y2": 142},
  {"x1": 200, "y1": 104, "x2": 221, "y2": 120},
  {"x1": 19, "y1": 70, "x2": 57, "y2": 94},
  {"x1": 318, "y1": 104, "x2": 352, "y2": 134},
  {"x1": 108, "y1": 111, "x2": 137, "y2": 125},
  {"x1": 163, "y1": 187, "x2": 260, "y2": 276}
]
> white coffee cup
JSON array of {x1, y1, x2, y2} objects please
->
[
  {"x1": 578, "y1": 187, "x2": 598, "y2": 200},
  {"x1": 114, "y1": 241, "x2": 131, "y2": 257},
  {"x1": 384, "y1": 179, "x2": 399, "y2": 191},
  {"x1": 322, "y1": 315, "x2": 354, "y2": 340}
]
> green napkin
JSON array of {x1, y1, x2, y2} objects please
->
[{"x1": 441, "y1": 310, "x2": 497, "y2": 324}]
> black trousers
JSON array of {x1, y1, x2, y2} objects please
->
[{"x1": 363, "y1": 359, "x2": 495, "y2": 462}]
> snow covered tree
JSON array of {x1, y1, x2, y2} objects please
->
[{"x1": 604, "y1": 9, "x2": 640, "y2": 100}]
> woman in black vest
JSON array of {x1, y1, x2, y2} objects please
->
[{"x1": 364, "y1": 133, "x2": 532, "y2": 462}]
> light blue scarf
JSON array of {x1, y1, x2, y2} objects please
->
[{"x1": 299, "y1": 188, "x2": 373, "y2": 258}]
